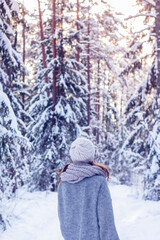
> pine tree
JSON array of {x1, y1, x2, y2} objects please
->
[
  {"x1": 0, "y1": 0, "x2": 30, "y2": 228},
  {"x1": 117, "y1": 0, "x2": 160, "y2": 200},
  {"x1": 0, "y1": 84, "x2": 29, "y2": 199},
  {"x1": 27, "y1": 0, "x2": 88, "y2": 191},
  {"x1": 143, "y1": 0, "x2": 160, "y2": 200},
  {"x1": 0, "y1": 84, "x2": 29, "y2": 229}
]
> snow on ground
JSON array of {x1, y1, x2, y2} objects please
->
[
  {"x1": 0, "y1": 183, "x2": 160, "y2": 240},
  {"x1": 111, "y1": 185, "x2": 160, "y2": 240}
]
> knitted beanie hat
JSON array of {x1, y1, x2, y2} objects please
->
[{"x1": 69, "y1": 137, "x2": 95, "y2": 163}]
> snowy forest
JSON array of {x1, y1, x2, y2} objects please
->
[{"x1": 0, "y1": 0, "x2": 160, "y2": 237}]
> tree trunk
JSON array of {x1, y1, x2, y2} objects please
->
[
  {"x1": 76, "y1": 0, "x2": 80, "y2": 64},
  {"x1": 97, "y1": 59, "x2": 100, "y2": 121},
  {"x1": 156, "y1": 0, "x2": 160, "y2": 95},
  {"x1": 7, "y1": 68, "x2": 11, "y2": 87},
  {"x1": 37, "y1": 0, "x2": 49, "y2": 94},
  {"x1": 120, "y1": 86, "x2": 123, "y2": 117},
  {"x1": 96, "y1": 58, "x2": 100, "y2": 143},
  {"x1": 52, "y1": 0, "x2": 57, "y2": 104},
  {"x1": 87, "y1": 5, "x2": 90, "y2": 126},
  {"x1": 22, "y1": 1, "x2": 25, "y2": 107}
]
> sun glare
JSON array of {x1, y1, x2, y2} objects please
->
[
  {"x1": 107, "y1": 0, "x2": 138, "y2": 16},
  {"x1": 20, "y1": 0, "x2": 138, "y2": 16},
  {"x1": 19, "y1": 0, "x2": 38, "y2": 12},
  {"x1": 20, "y1": 0, "x2": 144, "y2": 36}
]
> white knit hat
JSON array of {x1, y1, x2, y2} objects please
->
[{"x1": 69, "y1": 137, "x2": 95, "y2": 163}]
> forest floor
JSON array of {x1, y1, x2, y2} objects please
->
[{"x1": 0, "y1": 183, "x2": 160, "y2": 240}]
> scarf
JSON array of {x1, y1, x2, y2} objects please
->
[{"x1": 60, "y1": 162, "x2": 107, "y2": 183}]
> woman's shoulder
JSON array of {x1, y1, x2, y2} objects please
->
[
  {"x1": 59, "y1": 175, "x2": 107, "y2": 188},
  {"x1": 84, "y1": 175, "x2": 107, "y2": 187}
]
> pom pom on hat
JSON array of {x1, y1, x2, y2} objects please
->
[{"x1": 69, "y1": 137, "x2": 95, "y2": 163}]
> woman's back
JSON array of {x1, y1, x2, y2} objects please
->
[
  {"x1": 58, "y1": 175, "x2": 119, "y2": 240},
  {"x1": 58, "y1": 137, "x2": 119, "y2": 240}
]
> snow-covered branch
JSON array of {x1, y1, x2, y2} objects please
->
[
  {"x1": 133, "y1": 25, "x2": 154, "y2": 34},
  {"x1": 138, "y1": 0, "x2": 156, "y2": 7},
  {"x1": 125, "y1": 13, "x2": 156, "y2": 20}
]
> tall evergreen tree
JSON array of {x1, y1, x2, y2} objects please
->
[
  {"x1": 27, "y1": 0, "x2": 88, "y2": 191},
  {"x1": 117, "y1": 0, "x2": 160, "y2": 200},
  {"x1": 143, "y1": 0, "x2": 160, "y2": 200},
  {"x1": 0, "y1": 0, "x2": 30, "y2": 228}
]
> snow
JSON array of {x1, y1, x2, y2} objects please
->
[
  {"x1": 143, "y1": 0, "x2": 156, "y2": 7},
  {"x1": 111, "y1": 185, "x2": 160, "y2": 240},
  {"x1": 0, "y1": 30, "x2": 19, "y2": 67},
  {"x1": 1, "y1": 0, "x2": 11, "y2": 19},
  {"x1": 0, "y1": 190, "x2": 62, "y2": 240},
  {"x1": 0, "y1": 90, "x2": 20, "y2": 135},
  {"x1": 155, "y1": 175, "x2": 160, "y2": 186},
  {"x1": 10, "y1": 0, "x2": 19, "y2": 13},
  {"x1": 150, "y1": 155, "x2": 159, "y2": 174},
  {"x1": 0, "y1": 184, "x2": 160, "y2": 240}
]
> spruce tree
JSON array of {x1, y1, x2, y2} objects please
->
[
  {"x1": 27, "y1": 0, "x2": 88, "y2": 191},
  {"x1": 0, "y1": 0, "x2": 30, "y2": 228},
  {"x1": 118, "y1": 0, "x2": 160, "y2": 200}
]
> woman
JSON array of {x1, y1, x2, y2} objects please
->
[{"x1": 58, "y1": 137, "x2": 120, "y2": 240}]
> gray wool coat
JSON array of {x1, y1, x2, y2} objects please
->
[{"x1": 58, "y1": 175, "x2": 120, "y2": 240}]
